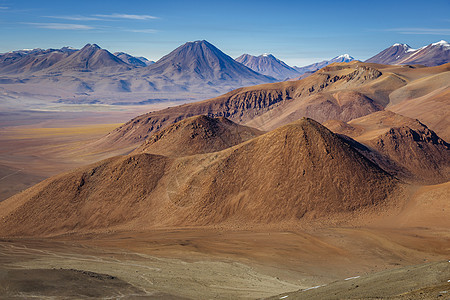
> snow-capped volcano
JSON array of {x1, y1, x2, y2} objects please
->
[
  {"x1": 366, "y1": 40, "x2": 450, "y2": 66},
  {"x1": 293, "y1": 54, "x2": 355, "y2": 75}
]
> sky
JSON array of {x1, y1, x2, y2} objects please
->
[{"x1": 0, "y1": 0, "x2": 449, "y2": 66}]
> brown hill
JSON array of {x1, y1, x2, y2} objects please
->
[
  {"x1": 325, "y1": 111, "x2": 450, "y2": 184},
  {"x1": 0, "y1": 118, "x2": 398, "y2": 237},
  {"x1": 92, "y1": 62, "x2": 391, "y2": 151},
  {"x1": 387, "y1": 68, "x2": 450, "y2": 140},
  {"x1": 92, "y1": 62, "x2": 449, "y2": 154},
  {"x1": 133, "y1": 115, "x2": 263, "y2": 157}
]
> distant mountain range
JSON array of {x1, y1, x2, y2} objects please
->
[
  {"x1": 0, "y1": 47, "x2": 77, "y2": 74},
  {"x1": 365, "y1": 40, "x2": 450, "y2": 66},
  {"x1": 235, "y1": 53, "x2": 300, "y2": 80},
  {"x1": 294, "y1": 54, "x2": 355, "y2": 75},
  {"x1": 0, "y1": 45, "x2": 155, "y2": 74},
  {"x1": 0, "y1": 39, "x2": 448, "y2": 109},
  {"x1": 0, "y1": 41, "x2": 276, "y2": 107},
  {"x1": 42, "y1": 44, "x2": 132, "y2": 73},
  {"x1": 114, "y1": 52, "x2": 154, "y2": 67}
]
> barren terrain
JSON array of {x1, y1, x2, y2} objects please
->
[{"x1": 0, "y1": 61, "x2": 448, "y2": 299}]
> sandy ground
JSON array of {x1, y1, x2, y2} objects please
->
[
  {"x1": 1, "y1": 223, "x2": 449, "y2": 299},
  {"x1": 0, "y1": 118, "x2": 127, "y2": 201},
  {"x1": 268, "y1": 261, "x2": 450, "y2": 299},
  {"x1": 0, "y1": 238, "x2": 301, "y2": 299}
]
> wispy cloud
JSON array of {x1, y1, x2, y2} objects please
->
[
  {"x1": 0, "y1": 6, "x2": 9, "y2": 9},
  {"x1": 125, "y1": 29, "x2": 158, "y2": 33},
  {"x1": 387, "y1": 27, "x2": 450, "y2": 35},
  {"x1": 24, "y1": 22, "x2": 94, "y2": 30},
  {"x1": 44, "y1": 15, "x2": 102, "y2": 21},
  {"x1": 93, "y1": 13, "x2": 158, "y2": 20}
]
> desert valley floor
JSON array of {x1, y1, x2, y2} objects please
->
[{"x1": 0, "y1": 114, "x2": 449, "y2": 299}]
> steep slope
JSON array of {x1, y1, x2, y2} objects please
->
[
  {"x1": 136, "y1": 40, "x2": 275, "y2": 88},
  {"x1": 0, "y1": 118, "x2": 398, "y2": 236},
  {"x1": 366, "y1": 40, "x2": 450, "y2": 66},
  {"x1": 294, "y1": 54, "x2": 355, "y2": 75},
  {"x1": 42, "y1": 44, "x2": 132, "y2": 73},
  {"x1": 235, "y1": 53, "x2": 300, "y2": 80},
  {"x1": 114, "y1": 52, "x2": 149, "y2": 67},
  {"x1": 325, "y1": 111, "x2": 450, "y2": 184},
  {"x1": 133, "y1": 115, "x2": 263, "y2": 157}
]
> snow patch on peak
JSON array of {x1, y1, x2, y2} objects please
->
[
  {"x1": 392, "y1": 43, "x2": 410, "y2": 49},
  {"x1": 337, "y1": 54, "x2": 352, "y2": 59},
  {"x1": 262, "y1": 53, "x2": 270, "y2": 57},
  {"x1": 432, "y1": 40, "x2": 449, "y2": 47}
]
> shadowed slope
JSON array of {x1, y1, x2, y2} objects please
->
[
  {"x1": 0, "y1": 154, "x2": 171, "y2": 236},
  {"x1": 0, "y1": 118, "x2": 397, "y2": 237},
  {"x1": 169, "y1": 118, "x2": 397, "y2": 226},
  {"x1": 326, "y1": 111, "x2": 450, "y2": 184}
]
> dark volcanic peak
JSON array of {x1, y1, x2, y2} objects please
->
[
  {"x1": 365, "y1": 40, "x2": 450, "y2": 66},
  {"x1": 141, "y1": 40, "x2": 275, "y2": 85},
  {"x1": 235, "y1": 53, "x2": 300, "y2": 80}
]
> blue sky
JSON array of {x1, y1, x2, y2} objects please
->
[{"x1": 0, "y1": 0, "x2": 449, "y2": 66}]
